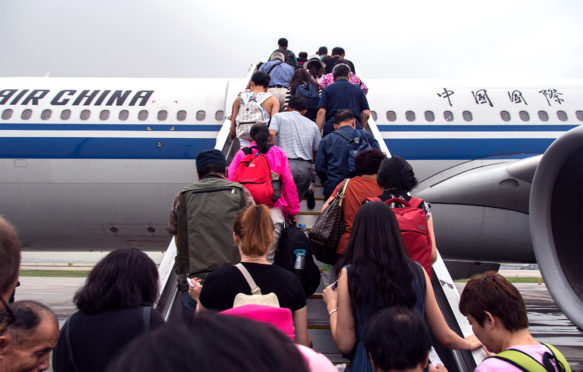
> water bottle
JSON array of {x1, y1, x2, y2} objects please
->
[
  {"x1": 294, "y1": 249, "x2": 306, "y2": 269},
  {"x1": 298, "y1": 223, "x2": 307, "y2": 234},
  {"x1": 321, "y1": 264, "x2": 332, "y2": 287}
]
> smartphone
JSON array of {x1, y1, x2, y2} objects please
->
[
  {"x1": 330, "y1": 280, "x2": 338, "y2": 290},
  {"x1": 186, "y1": 278, "x2": 194, "y2": 288}
]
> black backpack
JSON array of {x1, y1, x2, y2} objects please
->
[{"x1": 274, "y1": 221, "x2": 321, "y2": 297}]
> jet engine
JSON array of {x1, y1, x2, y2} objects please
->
[{"x1": 415, "y1": 126, "x2": 583, "y2": 329}]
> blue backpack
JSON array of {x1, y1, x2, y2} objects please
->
[
  {"x1": 333, "y1": 129, "x2": 373, "y2": 176},
  {"x1": 295, "y1": 83, "x2": 320, "y2": 111}
]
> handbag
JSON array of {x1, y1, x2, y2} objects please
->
[
  {"x1": 308, "y1": 179, "x2": 350, "y2": 264},
  {"x1": 233, "y1": 263, "x2": 280, "y2": 308}
]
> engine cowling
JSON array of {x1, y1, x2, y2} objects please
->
[{"x1": 530, "y1": 125, "x2": 583, "y2": 330}]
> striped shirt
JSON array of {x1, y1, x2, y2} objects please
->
[{"x1": 269, "y1": 111, "x2": 321, "y2": 161}]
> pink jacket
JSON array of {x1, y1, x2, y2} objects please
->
[{"x1": 228, "y1": 143, "x2": 300, "y2": 216}]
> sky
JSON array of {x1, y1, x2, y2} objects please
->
[{"x1": 1, "y1": 0, "x2": 582, "y2": 80}]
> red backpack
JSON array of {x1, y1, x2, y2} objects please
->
[
  {"x1": 368, "y1": 197, "x2": 433, "y2": 277},
  {"x1": 234, "y1": 146, "x2": 280, "y2": 206}
]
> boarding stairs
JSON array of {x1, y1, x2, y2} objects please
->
[{"x1": 154, "y1": 64, "x2": 486, "y2": 371}]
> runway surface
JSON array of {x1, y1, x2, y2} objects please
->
[{"x1": 13, "y1": 276, "x2": 583, "y2": 371}]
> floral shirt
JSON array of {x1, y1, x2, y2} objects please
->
[{"x1": 319, "y1": 72, "x2": 368, "y2": 94}]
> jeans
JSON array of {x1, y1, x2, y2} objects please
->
[{"x1": 181, "y1": 290, "x2": 197, "y2": 319}]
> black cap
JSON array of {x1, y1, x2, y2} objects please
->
[{"x1": 196, "y1": 149, "x2": 226, "y2": 172}]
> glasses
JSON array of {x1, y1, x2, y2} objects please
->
[{"x1": 0, "y1": 296, "x2": 16, "y2": 333}]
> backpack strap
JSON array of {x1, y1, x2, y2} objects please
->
[
  {"x1": 266, "y1": 61, "x2": 283, "y2": 75},
  {"x1": 542, "y1": 343, "x2": 571, "y2": 372},
  {"x1": 235, "y1": 263, "x2": 262, "y2": 295},
  {"x1": 241, "y1": 147, "x2": 252, "y2": 155},
  {"x1": 408, "y1": 197, "x2": 424, "y2": 208},
  {"x1": 492, "y1": 346, "x2": 569, "y2": 372},
  {"x1": 385, "y1": 198, "x2": 412, "y2": 208},
  {"x1": 142, "y1": 306, "x2": 151, "y2": 332},
  {"x1": 332, "y1": 129, "x2": 353, "y2": 143}
]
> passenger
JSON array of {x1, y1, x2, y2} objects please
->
[
  {"x1": 320, "y1": 58, "x2": 369, "y2": 94},
  {"x1": 282, "y1": 68, "x2": 321, "y2": 120},
  {"x1": 167, "y1": 149, "x2": 254, "y2": 316},
  {"x1": 230, "y1": 71, "x2": 279, "y2": 147},
  {"x1": 258, "y1": 52, "x2": 295, "y2": 112},
  {"x1": 316, "y1": 63, "x2": 371, "y2": 136},
  {"x1": 376, "y1": 156, "x2": 438, "y2": 274},
  {"x1": 297, "y1": 51, "x2": 308, "y2": 66},
  {"x1": 0, "y1": 300, "x2": 59, "y2": 372},
  {"x1": 0, "y1": 216, "x2": 20, "y2": 310},
  {"x1": 316, "y1": 110, "x2": 379, "y2": 201},
  {"x1": 322, "y1": 46, "x2": 356, "y2": 74},
  {"x1": 52, "y1": 248, "x2": 164, "y2": 372},
  {"x1": 364, "y1": 307, "x2": 447, "y2": 372},
  {"x1": 459, "y1": 272, "x2": 571, "y2": 372},
  {"x1": 269, "y1": 37, "x2": 299, "y2": 67},
  {"x1": 228, "y1": 124, "x2": 300, "y2": 260},
  {"x1": 107, "y1": 312, "x2": 310, "y2": 372},
  {"x1": 316, "y1": 46, "x2": 329, "y2": 59},
  {"x1": 269, "y1": 96, "x2": 321, "y2": 202},
  {"x1": 320, "y1": 149, "x2": 386, "y2": 256},
  {"x1": 188, "y1": 205, "x2": 312, "y2": 347},
  {"x1": 304, "y1": 54, "x2": 327, "y2": 84},
  {"x1": 322, "y1": 202, "x2": 481, "y2": 372}
]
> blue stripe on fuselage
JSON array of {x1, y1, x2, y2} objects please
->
[
  {"x1": 0, "y1": 137, "x2": 217, "y2": 159},
  {"x1": 0, "y1": 123, "x2": 222, "y2": 131},
  {"x1": 376, "y1": 124, "x2": 578, "y2": 132},
  {"x1": 385, "y1": 138, "x2": 554, "y2": 160}
]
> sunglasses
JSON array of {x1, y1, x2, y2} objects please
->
[{"x1": 0, "y1": 296, "x2": 16, "y2": 333}]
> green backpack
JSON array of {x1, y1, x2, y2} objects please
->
[{"x1": 492, "y1": 343, "x2": 571, "y2": 372}]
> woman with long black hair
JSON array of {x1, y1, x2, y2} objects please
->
[{"x1": 322, "y1": 202, "x2": 480, "y2": 372}]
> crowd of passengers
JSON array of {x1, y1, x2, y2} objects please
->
[{"x1": 0, "y1": 37, "x2": 572, "y2": 372}]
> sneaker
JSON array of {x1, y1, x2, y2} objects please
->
[{"x1": 306, "y1": 189, "x2": 316, "y2": 209}]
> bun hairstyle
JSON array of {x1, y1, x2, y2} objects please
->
[
  {"x1": 233, "y1": 205, "x2": 274, "y2": 256},
  {"x1": 376, "y1": 156, "x2": 418, "y2": 192}
]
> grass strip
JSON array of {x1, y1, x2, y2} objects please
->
[{"x1": 19, "y1": 270, "x2": 90, "y2": 278}]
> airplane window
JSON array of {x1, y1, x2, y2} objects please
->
[
  {"x1": 215, "y1": 110, "x2": 225, "y2": 121},
  {"x1": 99, "y1": 110, "x2": 110, "y2": 120},
  {"x1": 41, "y1": 109, "x2": 52, "y2": 120},
  {"x1": 444, "y1": 111, "x2": 454, "y2": 121},
  {"x1": 370, "y1": 111, "x2": 378, "y2": 121},
  {"x1": 557, "y1": 110, "x2": 568, "y2": 121},
  {"x1": 538, "y1": 111, "x2": 549, "y2": 121},
  {"x1": 21, "y1": 109, "x2": 32, "y2": 120},
  {"x1": 576, "y1": 110, "x2": 583, "y2": 121},
  {"x1": 519, "y1": 111, "x2": 530, "y2": 121},
  {"x1": 500, "y1": 111, "x2": 511, "y2": 122},
  {"x1": 386, "y1": 111, "x2": 396, "y2": 121},
  {"x1": 138, "y1": 110, "x2": 148, "y2": 121},
  {"x1": 61, "y1": 109, "x2": 71, "y2": 120},
  {"x1": 405, "y1": 111, "x2": 415, "y2": 122},
  {"x1": 2, "y1": 109, "x2": 13, "y2": 120},
  {"x1": 424, "y1": 111, "x2": 435, "y2": 122},
  {"x1": 80, "y1": 110, "x2": 90, "y2": 120},
  {"x1": 462, "y1": 111, "x2": 473, "y2": 121},
  {"x1": 177, "y1": 110, "x2": 187, "y2": 121},
  {"x1": 196, "y1": 110, "x2": 206, "y2": 121},
  {"x1": 158, "y1": 110, "x2": 168, "y2": 121},
  {"x1": 119, "y1": 110, "x2": 129, "y2": 121}
]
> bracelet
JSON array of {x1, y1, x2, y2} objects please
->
[{"x1": 328, "y1": 308, "x2": 338, "y2": 317}]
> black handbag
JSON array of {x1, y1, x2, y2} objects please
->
[{"x1": 309, "y1": 179, "x2": 350, "y2": 264}]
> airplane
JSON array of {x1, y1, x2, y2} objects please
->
[{"x1": 0, "y1": 71, "x2": 581, "y2": 329}]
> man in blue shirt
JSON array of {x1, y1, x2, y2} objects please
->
[
  {"x1": 316, "y1": 63, "x2": 370, "y2": 137},
  {"x1": 316, "y1": 110, "x2": 379, "y2": 200},
  {"x1": 259, "y1": 52, "x2": 295, "y2": 112}
]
